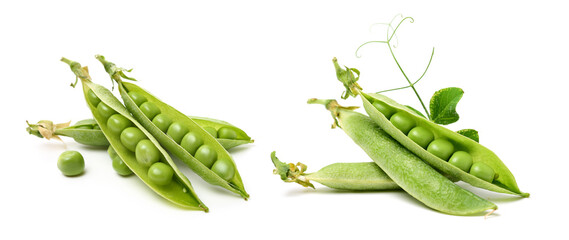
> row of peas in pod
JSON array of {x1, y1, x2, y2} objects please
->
[
  {"x1": 127, "y1": 91, "x2": 236, "y2": 181},
  {"x1": 89, "y1": 89, "x2": 175, "y2": 185},
  {"x1": 371, "y1": 100, "x2": 496, "y2": 183}
]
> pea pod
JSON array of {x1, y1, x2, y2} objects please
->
[
  {"x1": 96, "y1": 55, "x2": 249, "y2": 199},
  {"x1": 26, "y1": 119, "x2": 109, "y2": 146},
  {"x1": 62, "y1": 58, "x2": 208, "y2": 211},
  {"x1": 309, "y1": 99, "x2": 497, "y2": 216},
  {"x1": 333, "y1": 58, "x2": 529, "y2": 198},
  {"x1": 27, "y1": 117, "x2": 253, "y2": 149},
  {"x1": 271, "y1": 151, "x2": 400, "y2": 191}
]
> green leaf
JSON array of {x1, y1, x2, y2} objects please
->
[
  {"x1": 429, "y1": 87, "x2": 464, "y2": 125},
  {"x1": 405, "y1": 105, "x2": 427, "y2": 119},
  {"x1": 457, "y1": 129, "x2": 479, "y2": 143}
]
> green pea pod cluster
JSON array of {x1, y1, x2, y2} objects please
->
[
  {"x1": 96, "y1": 55, "x2": 248, "y2": 199},
  {"x1": 360, "y1": 92, "x2": 529, "y2": 197},
  {"x1": 27, "y1": 117, "x2": 253, "y2": 150},
  {"x1": 62, "y1": 58, "x2": 208, "y2": 211},
  {"x1": 311, "y1": 99, "x2": 497, "y2": 215}
]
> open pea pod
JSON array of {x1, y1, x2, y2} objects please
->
[
  {"x1": 96, "y1": 55, "x2": 248, "y2": 199},
  {"x1": 361, "y1": 92, "x2": 529, "y2": 197},
  {"x1": 27, "y1": 117, "x2": 253, "y2": 149},
  {"x1": 189, "y1": 116, "x2": 253, "y2": 150},
  {"x1": 62, "y1": 58, "x2": 208, "y2": 211}
]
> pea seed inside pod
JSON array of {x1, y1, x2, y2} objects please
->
[
  {"x1": 194, "y1": 145, "x2": 217, "y2": 168},
  {"x1": 448, "y1": 151, "x2": 473, "y2": 172},
  {"x1": 135, "y1": 139, "x2": 161, "y2": 167},
  {"x1": 217, "y1": 127, "x2": 237, "y2": 139},
  {"x1": 74, "y1": 125, "x2": 93, "y2": 130},
  {"x1": 167, "y1": 122, "x2": 189, "y2": 143},
  {"x1": 181, "y1": 131, "x2": 204, "y2": 155},
  {"x1": 108, "y1": 146, "x2": 133, "y2": 176},
  {"x1": 120, "y1": 127, "x2": 147, "y2": 152},
  {"x1": 469, "y1": 162, "x2": 495, "y2": 182},
  {"x1": 427, "y1": 139, "x2": 455, "y2": 161},
  {"x1": 128, "y1": 91, "x2": 148, "y2": 107},
  {"x1": 107, "y1": 114, "x2": 133, "y2": 134},
  {"x1": 390, "y1": 112, "x2": 415, "y2": 134},
  {"x1": 203, "y1": 126, "x2": 218, "y2": 138},
  {"x1": 407, "y1": 126, "x2": 434, "y2": 149},
  {"x1": 139, "y1": 102, "x2": 161, "y2": 120},
  {"x1": 372, "y1": 100, "x2": 396, "y2": 118},
  {"x1": 97, "y1": 102, "x2": 117, "y2": 120},
  {"x1": 147, "y1": 162, "x2": 174, "y2": 186},
  {"x1": 87, "y1": 89, "x2": 101, "y2": 107},
  {"x1": 211, "y1": 158, "x2": 235, "y2": 181},
  {"x1": 152, "y1": 114, "x2": 173, "y2": 132}
]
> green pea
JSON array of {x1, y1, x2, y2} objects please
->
[
  {"x1": 203, "y1": 126, "x2": 218, "y2": 138},
  {"x1": 167, "y1": 122, "x2": 189, "y2": 143},
  {"x1": 427, "y1": 139, "x2": 454, "y2": 161},
  {"x1": 135, "y1": 139, "x2": 161, "y2": 167},
  {"x1": 140, "y1": 102, "x2": 161, "y2": 120},
  {"x1": 120, "y1": 127, "x2": 147, "y2": 152},
  {"x1": 448, "y1": 151, "x2": 473, "y2": 172},
  {"x1": 390, "y1": 112, "x2": 415, "y2": 134},
  {"x1": 180, "y1": 131, "x2": 204, "y2": 155},
  {"x1": 57, "y1": 150, "x2": 85, "y2": 176},
  {"x1": 128, "y1": 91, "x2": 147, "y2": 107},
  {"x1": 148, "y1": 162, "x2": 174, "y2": 186},
  {"x1": 194, "y1": 145, "x2": 217, "y2": 168},
  {"x1": 470, "y1": 162, "x2": 495, "y2": 183},
  {"x1": 217, "y1": 127, "x2": 237, "y2": 139},
  {"x1": 407, "y1": 126, "x2": 434, "y2": 149},
  {"x1": 372, "y1": 101, "x2": 396, "y2": 118},
  {"x1": 211, "y1": 158, "x2": 235, "y2": 181},
  {"x1": 87, "y1": 89, "x2": 101, "y2": 107},
  {"x1": 97, "y1": 102, "x2": 116, "y2": 120},
  {"x1": 74, "y1": 125, "x2": 93, "y2": 130},
  {"x1": 108, "y1": 146, "x2": 132, "y2": 176},
  {"x1": 107, "y1": 114, "x2": 132, "y2": 134},
  {"x1": 92, "y1": 124, "x2": 100, "y2": 130},
  {"x1": 152, "y1": 114, "x2": 173, "y2": 132}
]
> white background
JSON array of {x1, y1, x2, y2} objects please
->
[{"x1": 2, "y1": 0, "x2": 568, "y2": 239}]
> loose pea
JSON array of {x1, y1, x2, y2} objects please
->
[
  {"x1": 470, "y1": 162, "x2": 495, "y2": 182},
  {"x1": 427, "y1": 139, "x2": 454, "y2": 161},
  {"x1": 139, "y1": 102, "x2": 161, "y2": 120},
  {"x1": 407, "y1": 126, "x2": 434, "y2": 149},
  {"x1": 57, "y1": 150, "x2": 85, "y2": 176},
  {"x1": 108, "y1": 146, "x2": 133, "y2": 176},
  {"x1": 97, "y1": 102, "x2": 116, "y2": 120},
  {"x1": 167, "y1": 122, "x2": 189, "y2": 143},
  {"x1": 152, "y1": 114, "x2": 173, "y2": 132},
  {"x1": 128, "y1": 91, "x2": 147, "y2": 107},
  {"x1": 148, "y1": 162, "x2": 174, "y2": 186},
  {"x1": 120, "y1": 127, "x2": 147, "y2": 152},
  {"x1": 217, "y1": 127, "x2": 237, "y2": 139},
  {"x1": 194, "y1": 145, "x2": 217, "y2": 168},
  {"x1": 203, "y1": 126, "x2": 218, "y2": 138},
  {"x1": 372, "y1": 101, "x2": 396, "y2": 118},
  {"x1": 87, "y1": 89, "x2": 101, "y2": 106},
  {"x1": 135, "y1": 139, "x2": 161, "y2": 167},
  {"x1": 448, "y1": 151, "x2": 473, "y2": 172},
  {"x1": 107, "y1": 114, "x2": 132, "y2": 134},
  {"x1": 180, "y1": 131, "x2": 204, "y2": 155},
  {"x1": 211, "y1": 158, "x2": 235, "y2": 181},
  {"x1": 390, "y1": 112, "x2": 415, "y2": 134}
]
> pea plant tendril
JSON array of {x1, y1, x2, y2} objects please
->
[{"x1": 355, "y1": 15, "x2": 435, "y2": 120}]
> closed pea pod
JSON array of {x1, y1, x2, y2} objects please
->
[
  {"x1": 271, "y1": 152, "x2": 400, "y2": 191},
  {"x1": 309, "y1": 99, "x2": 497, "y2": 215},
  {"x1": 97, "y1": 55, "x2": 248, "y2": 199},
  {"x1": 62, "y1": 58, "x2": 207, "y2": 211}
]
